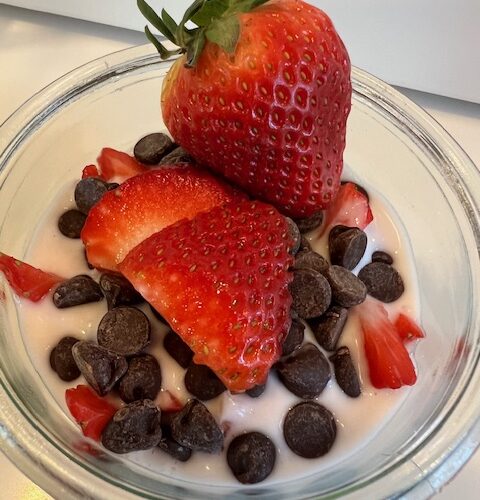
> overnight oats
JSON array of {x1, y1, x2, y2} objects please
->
[{"x1": 0, "y1": 0, "x2": 425, "y2": 488}]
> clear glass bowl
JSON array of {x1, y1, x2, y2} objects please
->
[{"x1": 0, "y1": 44, "x2": 480, "y2": 499}]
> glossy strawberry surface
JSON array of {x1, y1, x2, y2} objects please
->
[
  {"x1": 120, "y1": 200, "x2": 294, "y2": 392},
  {"x1": 82, "y1": 165, "x2": 240, "y2": 271},
  {"x1": 162, "y1": 0, "x2": 351, "y2": 218}
]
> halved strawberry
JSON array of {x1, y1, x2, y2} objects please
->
[
  {"x1": 356, "y1": 298, "x2": 417, "y2": 389},
  {"x1": 119, "y1": 200, "x2": 294, "y2": 392},
  {"x1": 321, "y1": 182, "x2": 373, "y2": 235},
  {"x1": 0, "y1": 252, "x2": 63, "y2": 302},
  {"x1": 65, "y1": 385, "x2": 117, "y2": 442},
  {"x1": 97, "y1": 147, "x2": 147, "y2": 182},
  {"x1": 82, "y1": 165, "x2": 241, "y2": 271},
  {"x1": 394, "y1": 313, "x2": 425, "y2": 342}
]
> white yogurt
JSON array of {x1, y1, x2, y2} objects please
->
[{"x1": 18, "y1": 177, "x2": 421, "y2": 486}]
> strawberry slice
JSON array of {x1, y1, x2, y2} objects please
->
[
  {"x1": 97, "y1": 147, "x2": 147, "y2": 182},
  {"x1": 82, "y1": 166, "x2": 241, "y2": 271},
  {"x1": 119, "y1": 200, "x2": 294, "y2": 392},
  {"x1": 82, "y1": 164, "x2": 105, "y2": 180},
  {"x1": 0, "y1": 252, "x2": 63, "y2": 302},
  {"x1": 321, "y1": 182, "x2": 373, "y2": 234},
  {"x1": 394, "y1": 313, "x2": 425, "y2": 341},
  {"x1": 356, "y1": 298, "x2": 417, "y2": 389},
  {"x1": 65, "y1": 385, "x2": 117, "y2": 442}
]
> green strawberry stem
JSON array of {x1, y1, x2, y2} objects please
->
[{"x1": 137, "y1": 0, "x2": 271, "y2": 67}]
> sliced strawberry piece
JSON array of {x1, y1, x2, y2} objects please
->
[
  {"x1": 65, "y1": 385, "x2": 117, "y2": 442},
  {"x1": 158, "y1": 390, "x2": 183, "y2": 413},
  {"x1": 321, "y1": 182, "x2": 373, "y2": 235},
  {"x1": 119, "y1": 200, "x2": 294, "y2": 392},
  {"x1": 82, "y1": 166, "x2": 241, "y2": 271},
  {"x1": 394, "y1": 313, "x2": 425, "y2": 341},
  {"x1": 0, "y1": 252, "x2": 63, "y2": 302},
  {"x1": 82, "y1": 164, "x2": 104, "y2": 180},
  {"x1": 356, "y1": 298, "x2": 417, "y2": 389},
  {"x1": 97, "y1": 147, "x2": 147, "y2": 182}
]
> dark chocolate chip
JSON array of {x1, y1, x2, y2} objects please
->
[
  {"x1": 58, "y1": 209, "x2": 87, "y2": 239},
  {"x1": 227, "y1": 432, "x2": 276, "y2": 484},
  {"x1": 49, "y1": 336, "x2": 81, "y2": 381},
  {"x1": 329, "y1": 225, "x2": 367, "y2": 270},
  {"x1": 158, "y1": 411, "x2": 192, "y2": 462},
  {"x1": 133, "y1": 133, "x2": 175, "y2": 165},
  {"x1": 159, "y1": 146, "x2": 195, "y2": 165},
  {"x1": 246, "y1": 383, "x2": 266, "y2": 398},
  {"x1": 102, "y1": 400, "x2": 162, "y2": 453},
  {"x1": 72, "y1": 341, "x2": 127, "y2": 396},
  {"x1": 283, "y1": 402, "x2": 336, "y2": 458},
  {"x1": 330, "y1": 346, "x2": 361, "y2": 398},
  {"x1": 300, "y1": 235, "x2": 312, "y2": 252},
  {"x1": 324, "y1": 266, "x2": 367, "y2": 308},
  {"x1": 282, "y1": 317, "x2": 305, "y2": 356},
  {"x1": 170, "y1": 399, "x2": 224, "y2": 453},
  {"x1": 118, "y1": 354, "x2": 162, "y2": 403},
  {"x1": 285, "y1": 217, "x2": 301, "y2": 255},
  {"x1": 294, "y1": 250, "x2": 329, "y2": 275},
  {"x1": 310, "y1": 306, "x2": 348, "y2": 351},
  {"x1": 294, "y1": 211, "x2": 324, "y2": 233},
  {"x1": 163, "y1": 330, "x2": 194, "y2": 368},
  {"x1": 99, "y1": 272, "x2": 144, "y2": 310},
  {"x1": 371, "y1": 250, "x2": 394, "y2": 265},
  {"x1": 289, "y1": 268, "x2": 331, "y2": 319},
  {"x1": 53, "y1": 275, "x2": 103, "y2": 308},
  {"x1": 97, "y1": 306, "x2": 151, "y2": 356},
  {"x1": 74, "y1": 177, "x2": 109, "y2": 214},
  {"x1": 184, "y1": 364, "x2": 226, "y2": 401},
  {"x1": 358, "y1": 262, "x2": 404, "y2": 303},
  {"x1": 276, "y1": 343, "x2": 330, "y2": 398}
]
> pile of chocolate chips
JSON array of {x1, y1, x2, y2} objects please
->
[{"x1": 50, "y1": 134, "x2": 406, "y2": 484}]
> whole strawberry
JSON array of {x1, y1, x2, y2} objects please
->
[
  {"x1": 138, "y1": 0, "x2": 351, "y2": 218},
  {"x1": 119, "y1": 200, "x2": 294, "y2": 392}
]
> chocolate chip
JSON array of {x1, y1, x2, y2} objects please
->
[
  {"x1": 118, "y1": 354, "x2": 162, "y2": 403},
  {"x1": 57, "y1": 209, "x2": 87, "y2": 238},
  {"x1": 246, "y1": 383, "x2": 266, "y2": 398},
  {"x1": 163, "y1": 330, "x2": 194, "y2": 368},
  {"x1": 227, "y1": 432, "x2": 276, "y2": 484},
  {"x1": 358, "y1": 262, "x2": 404, "y2": 303},
  {"x1": 285, "y1": 217, "x2": 301, "y2": 255},
  {"x1": 276, "y1": 343, "x2": 330, "y2": 398},
  {"x1": 282, "y1": 317, "x2": 305, "y2": 356},
  {"x1": 158, "y1": 411, "x2": 192, "y2": 462},
  {"x1": 133, "y1": 133, "x2": 175, "y2": 165},
  {"x1": 300, "y1": 235, "x2": 311, "y2": 252},
  {"x1": 294, "y1": 211, "x2": 324, "y2": 233},
  {"x1": 324, "y1": 266, "x2": 367, "y2": 308},
  {"x1": 371, "y1": 250, "x2": 394, "y2": 265},
  {"x1": 53, "y1": 275, "x2": 103, "y2": 308},
  {"x1": 290, "y1": 268, "x2": 331, "y2": 319},
  {"x1": 50, "y1": 336, "x2": 81, "y2": 381},
  {"x1": 294, "y1": 250, "x2": 329, "y2": 275},
  {"x1": 74, "y1": 177, "x2": 109, "y2": 214},
  {"x1": 99, "y1": 272, "x2": 144, "y2": 310},
  {"x1": 97, "y1": 307, "x2": 151, "y2": 356},
  {"x1": 283, "y1": 402, "x2": 336, "y2": 458},
  {"x1": 102, "y1": 400, "x2": 162, "y2": 453},
  {"x1": 159, "y1": 146, "x2": 195, "y2": 165},
  {"x1": 310, "y1": 306, "x2": 348, "y2": 351},
  {"x1": 330, "y1": 347, "x2": 361, "y2": 398},
  {"x1": 72, "y1": 341, "x2": 127, "y2": 396},
  {"x1": 184, "y1": 364, "x2": 226, "y2": 401},
  {"x1": 170, "y1": 399, "x2": 223, "y2": 453},
  {"x1": 329, "y1": 225, "x2": 367, "y2": 270}
]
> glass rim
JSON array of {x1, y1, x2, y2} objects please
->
[{"x1": 1, "y1": 43, "x2": 480, "y2": 499}]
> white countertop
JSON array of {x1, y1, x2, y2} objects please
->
[{"x1": 1, "y1": 4, "x2": 480, "y2": 499}]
